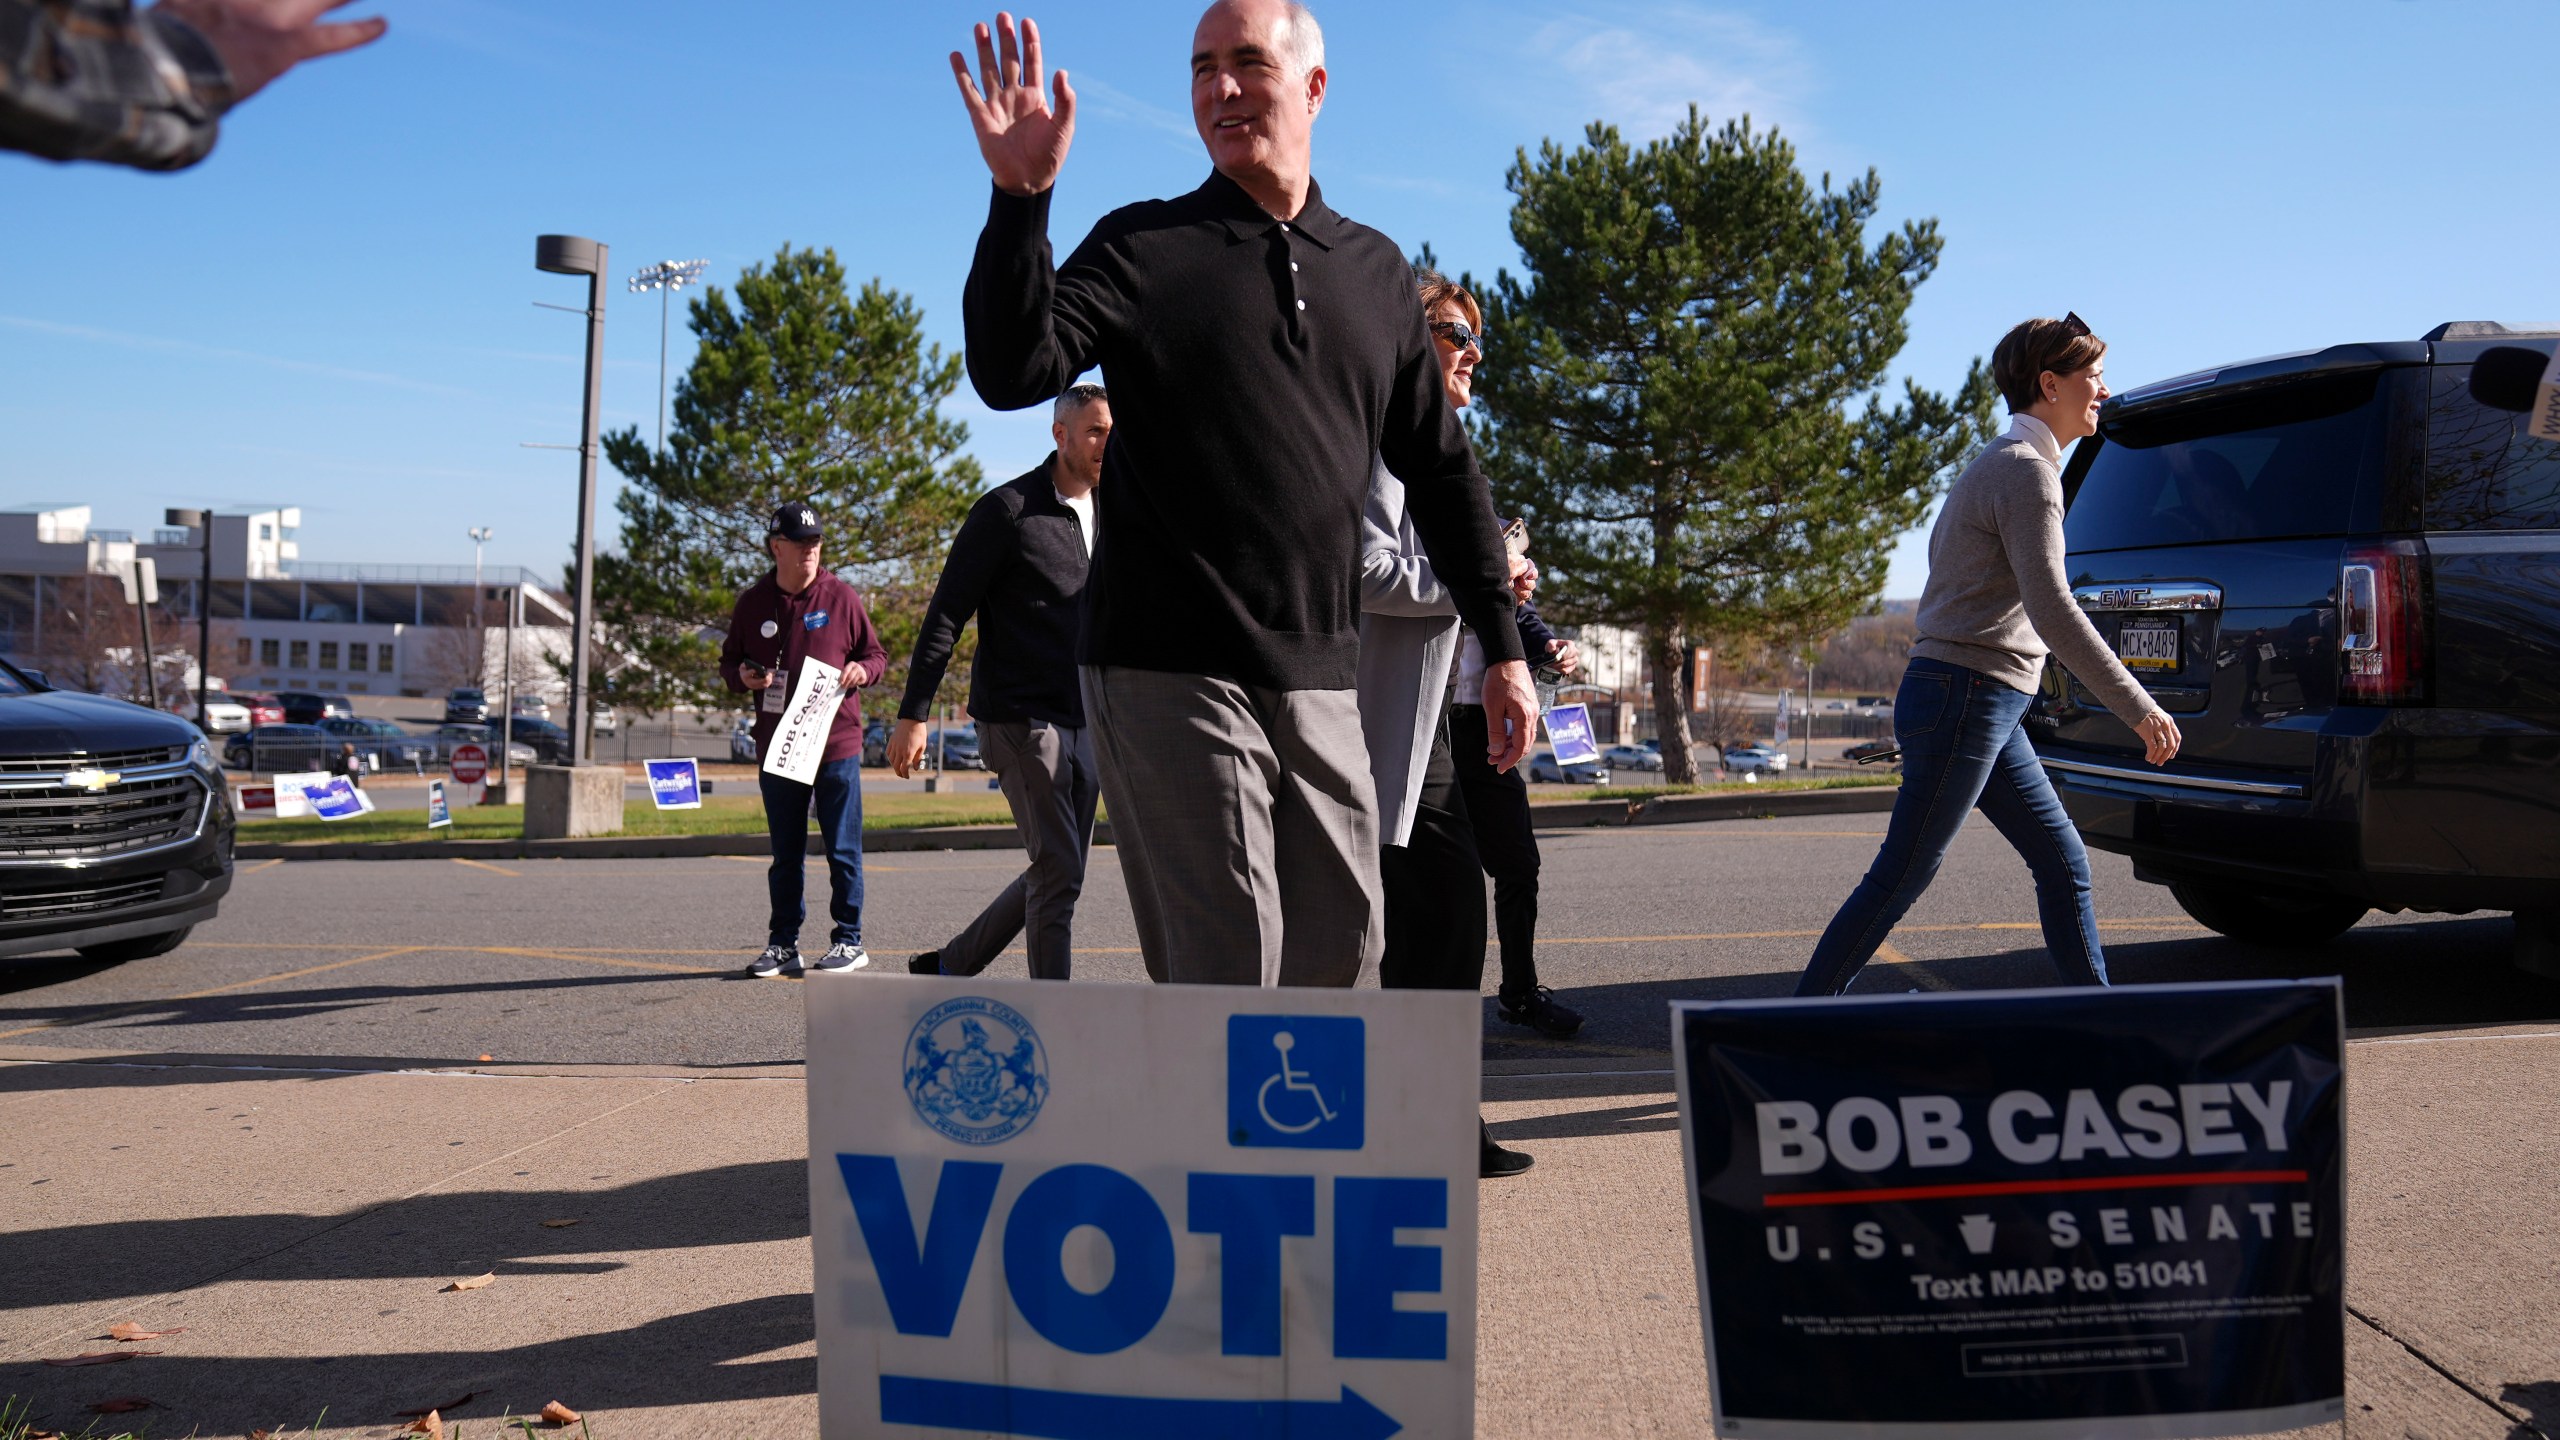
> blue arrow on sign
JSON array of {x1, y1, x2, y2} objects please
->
[{"x1": 879, "y1": 1375, "x2": 1402, "y2": 1439}]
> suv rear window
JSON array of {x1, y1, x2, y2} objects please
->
[
  {"x1": 2425, "y1": 366, "x2": 2560, "y2": 531},
  {"x1": 2067, "y1": 371, "x2": 2400, "y2": 551}
]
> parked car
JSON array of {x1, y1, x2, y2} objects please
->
[
  {"x1": 923, "y1": 725, "x2": 982, "y2": 770},
  {"x1": 319, "y1": 716, "x2": 432, "y2": 770},
  {"x1": 1720, "y1": 745, "x2": 1790, "y2": 775},
  {"x1": 1601, "y1": 743, "x2": 1664, "y2": 772},
  {"x1": 590, "y1": 705, "x2": 618, "y2": 736},
  {"x1": 444, "y1": 687, "x2": 489, "y2": 724},
  {"x1": 236, "y1": 692, "x2": 287, "y2": 726},
  {"x1": 177, "y1": 692, "x2": 252, "y2": 733},
  {"x1": 862, "y1": 718, "x2": 891, "y2": 768},
  {"x1": 0, "y1": 657, "x2": 233, "y2": 962},
  {"x1": 276, "y1": 690, "x2": 353, "y2": 726},
  {"x1": 432, "y1": 724, "x2": 538, "y2": 769},
  {"x1": 509, "y1": 693, "x2": 552, "y2": 722},
  {"x1": 505, "y1": 718, "x2": 574, "y2": 765},
  {"x1": 2029, "y1": 322, "x2": 2560, "y2": 952},
  {"x1": 224, "y1": 723, "x2": 333, "y2": 773},
  {"x1": 1844, "y1": 737, "x2": 1902, "y2": 768},
  {"x1": 1528, "y1": 749, "x2": 1611, "y2": 784},
  {"x1": 731, "y1": 716, "x2": 759, "y2": 763}
]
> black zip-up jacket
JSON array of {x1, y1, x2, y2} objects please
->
[
  {"x1": 898, "y1": 457, "x2": 1091, "y2": 727},
  {"x1": 963, "y1": 170, "x2": 1524, "y2": 692}
]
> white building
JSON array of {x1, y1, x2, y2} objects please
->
[{"x1": 2, "y1": 503, "x2": 571, "y2": 698}]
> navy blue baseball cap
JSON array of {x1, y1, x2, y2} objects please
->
[{"x1": 766, "y1": 500, "x2": 822, "y2": 542}]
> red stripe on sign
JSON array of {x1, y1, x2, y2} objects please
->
[{"x1": 1763, "y1": 1169, "x2": 2311, "y2": 1209}]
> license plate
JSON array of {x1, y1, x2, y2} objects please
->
[{"x1": 2116, "y1": 619, "x2": 2181, "y2": 671}]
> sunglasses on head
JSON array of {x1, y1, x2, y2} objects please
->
[
  {"x1": 2060, "y1": 311, "x2": 2091, "y2": 339},
  {"x1": 1429, "y1": 319, "x2": 1485, "y2": 356}
]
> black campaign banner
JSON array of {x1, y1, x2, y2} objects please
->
[{"x1": 1673, "y1": 981, "x2": 2344, "y2": 1439}]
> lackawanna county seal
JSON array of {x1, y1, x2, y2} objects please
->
[{"x1": 904, "y1": 996, "x2": 1048, "y2": 1145}]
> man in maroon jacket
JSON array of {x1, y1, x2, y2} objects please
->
[{"x1": 720, "y1": 501, "x2": 889, "y2": 978}]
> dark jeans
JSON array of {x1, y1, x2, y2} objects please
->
[
  {"x1": 1449, "y1": 703, "x2": 1542, "y2": 998},
  {"x1": 1379, "y1": 700, "x2": 1489, "y2": 992},
  {"x1": 760, "y1": 753, "x2": 864, "y2": 949},
  {"x1": 1796, "y1": 657, "x2": 2105, "y2": 996}
]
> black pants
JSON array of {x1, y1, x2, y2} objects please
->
[
  {"x1": 1379, "y1": 701, "x2": 1488, "y2": 992},
  {"x1": 1449, "y1": 703, "x2": 1542, "y2": 998}
]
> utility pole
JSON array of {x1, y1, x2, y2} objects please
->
[
  {"x1": 163, "y1": 508, "x2": 214, "y2": 723},
  {"x1": 535, "y1": 234, "x2": 608, "y2": 765},
  {"x1": 468, "y1": 526, "x2": 494, "y2": 688}
]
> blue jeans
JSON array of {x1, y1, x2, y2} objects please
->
[
  {"x1": 760, "y1": 755, "x2": 864, "y2": 949},
  {"x1": 1796, "y1": 658, "x2": 2105, "y2": 996}
]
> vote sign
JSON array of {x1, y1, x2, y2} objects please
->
[
  {"x1": 806, "y1": 976, "x2": 1480, "y2": 1439},
  {"x1": 450, "y1": 743, "x2": 488, "y2": 787},
  {"x1": 1673, "y1": 980, "x2": 2344, "y2": 1439}
]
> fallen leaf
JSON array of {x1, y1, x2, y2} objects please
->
[
  {"x1": 90, "y1": 1397, "x2": 154, "y2": 1414},
  {"x1": 540, "y1": 1400, "x2": 582, "y2": 1426},
  {"x1": 477, "y1": 1054, "x2": 494, "y2": 1062},
  {"x1": 104, "y1": 1321, "x2": 184, "y2": 1342},
  {"x1": 251, "y1": 1430, "x2": 271, "y2": 1439},
  {"x1": 540, "y1": 1218, "x2": 580, "y2": 1229},
  {"x1": 43, "y1": 1350, "x2": 156, "y2": 1366},
  {"x1": 442, "y1": 1272, "x2": 496, "y2": 1292},
  {"x1": 397, "y1": 1391, "x2": 479, "y2": 1417},
  {"x1": 399, "y1": 1409, "x2": 443, "y2": 1439}
]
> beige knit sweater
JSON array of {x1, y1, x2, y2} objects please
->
[{"x1": 1909, "y1": 436, "x2": 2162, "y2": 728}]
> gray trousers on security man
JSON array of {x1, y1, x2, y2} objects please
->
[
  {"x1": 936, "y1": 719, "x2": 1101, "y2": 980},
  {"x1": 1080, "y1": 665, "x2": 1383, "y2": 987}
]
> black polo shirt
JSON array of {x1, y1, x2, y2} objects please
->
[
  {"x1": 898, "y1": 457, "x2": 1091, "y2": 728},
  {"x1": 964, "y1": 169, "x2": 1524, "y2": 692}
]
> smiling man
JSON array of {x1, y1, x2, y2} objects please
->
[{"x1": 947, "y1": 2, "x2": 1535, "y2": 988}]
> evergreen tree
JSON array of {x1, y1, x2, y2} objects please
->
[
  {"x1": 589, "y1": 245, "x2": 980, "y2": 721},
  {"x1": 1466, "y1": 110, "x2": 1995, "y2": 782}
]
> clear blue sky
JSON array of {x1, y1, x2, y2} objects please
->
[{"x1": 4, "y1": 1, "x2": 2553, "y2": 599}]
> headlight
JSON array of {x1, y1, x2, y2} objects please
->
[{"x1": 189, "y1": 737, "x2": 219, "y2": 774}]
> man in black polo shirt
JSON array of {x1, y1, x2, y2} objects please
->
[
  {"x1": 891, "y1": 382, "x2": 1110, "y2": 981},
  {"x1": 947, "y1": 2, "x2": 1534, "y2": 986}
]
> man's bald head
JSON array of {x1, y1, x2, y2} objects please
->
[
  {"x1": 1193, "y1": 0, "x2": 1324, "y2": 77},
  {"x1": 1191, "y1": 0, "x2": 1327, "y2": 207}
]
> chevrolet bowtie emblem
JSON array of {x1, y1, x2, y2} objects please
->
[{"x1": 62, "y1": 768, "x2": 119, "y2": 792}]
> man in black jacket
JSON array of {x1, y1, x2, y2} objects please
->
[
  {"x1": 947, "y1": 3, "x2": 1535, "y2": 986},
  {"x1": 892, "y1": 383, "x2": 1109, "y2": 981}
]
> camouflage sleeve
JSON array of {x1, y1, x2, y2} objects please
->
[{"x1": 0, "y1": 0, "x2": 234, "y2": 171}]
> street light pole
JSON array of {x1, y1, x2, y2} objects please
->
[
  {"x1": 628, "y1": 259, "x2": 706, "y2": 454},
  {"x1": 467, "y1": 526, "x2": 493, "y2": 689},
  {"x1": 163, "y1": 507, "x2": 214, "y2": 724},
  {"x1": 535, "y1": 234, "x2": 608, "y2": 767}
]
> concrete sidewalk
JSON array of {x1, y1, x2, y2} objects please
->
[{"x1": 3, "y1": 1031, "x2": 2554, "y2": 1438}]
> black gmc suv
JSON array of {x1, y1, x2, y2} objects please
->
[
  {"x1": 0, "y1": 657, "x2": 236, "y2": 961},
  {"x1": 2030, "y1": 323, "x2": 2558, "y2": 964}
]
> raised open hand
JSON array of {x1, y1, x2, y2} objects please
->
[
  {"x1": 153, "y1": 0, "x2": 387, "y2": 104},
  {"x1": 949, "y1": 13, "x2": 1076, "y2": 197}
]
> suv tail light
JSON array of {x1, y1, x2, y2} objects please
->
[{"x1": 2340, "y1": 539, "x2": 2430, "y2": 705}]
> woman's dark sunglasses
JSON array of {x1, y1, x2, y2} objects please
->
[{"x1": 1429, "y1": 319, "x2": 1485, "y2": 355}]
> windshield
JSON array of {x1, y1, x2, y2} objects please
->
[
  {"x1": 0, "y1": 661, "x2": 33, "y2": 696},
  {"x1": 2068, "y1": 370, "x2": 2404, "y2": 551}
]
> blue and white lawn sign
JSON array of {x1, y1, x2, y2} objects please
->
[
  {"x1": 644, "y1": 757, "x2": 702, "y2": 810},
  {"x1": 805, "y1": 976, "x2": 1481, "y2": 1439},
  {"x1": 426, "y1": 779, "x2": 451, "y2": 829},
  {"x1": 1544, "y1": 702, "x2": 1601, "y2": 767},
  {"x1": 302, "y1": 774, "x2": 374, "y2": 821}
]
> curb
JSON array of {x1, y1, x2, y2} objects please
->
[{"x1": 234, "y1": 785, "x2": 1897, "y2": 860}]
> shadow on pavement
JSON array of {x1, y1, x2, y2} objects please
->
[
  {"x1": 0, "y1": 969, "x2": 717, "y2": 1039},
  {"x1": 3, "y1": 1294, "x2": 815, "y2": 1437},
  {"x1": 3, "y1": 1159, "x2": 811, "y2": 1311},
  {"x1": 1488, "y1": 1096, "x2": 1681, "y2": 1142}
]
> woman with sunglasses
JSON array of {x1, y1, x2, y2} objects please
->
[{"x1": 1796, "y1": 315, "x2": 2181, "y2": 996}]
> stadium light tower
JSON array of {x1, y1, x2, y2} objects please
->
[{"x1": 629, "y1": 258, "x2": 708, "y2": 453}]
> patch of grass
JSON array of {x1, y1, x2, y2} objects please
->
[
  {"x1": 1530, "y1": 772, "x2": 1898, "y2": 804},
  {"x1": 246, "y1": 790, "x2": 1017, "y2": 845}
]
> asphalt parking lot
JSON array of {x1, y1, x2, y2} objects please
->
[{"x1": 1, "y1": 812, "x2": 2547, "y2": 1071}]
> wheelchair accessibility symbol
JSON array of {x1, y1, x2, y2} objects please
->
[{"x1": 1227, "y1": 1014, "x2": 1364, "y2": 1151}]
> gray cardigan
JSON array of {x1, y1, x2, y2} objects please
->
[
  {"x1": 1910, "y1": 436, "x2": 2160, "y2": 727},
  {"x1": 1354, "y1": 460, "x2": 1461, "y2": 848}
]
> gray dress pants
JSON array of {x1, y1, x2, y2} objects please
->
[
  {"x1": 1080, "y1": 665, "x2": 1383, "y2": 987},
  {"x1": 936, "y1": 719, "x2": 1099, "y2": 981}
]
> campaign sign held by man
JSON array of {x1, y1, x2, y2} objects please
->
[
  {"x1": 1673, "y1": 980, "x2": 2344, "y2": 1438},
  {"x1": 1542, "y1": 703, "x2": 1601, "y2": 768}
]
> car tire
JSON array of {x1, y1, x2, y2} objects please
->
[
  {"x1": 77, "y1": 925, "x2": 193, "y2": 963},
  {"x1": 2170, "y1": 882, "x2": 2367, "y2": 948}
]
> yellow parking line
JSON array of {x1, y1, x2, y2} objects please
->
[
  {"x1": 1871, "y1": 940, "x2": 1955, "y2": 991},
  {"x1": 450, "y1": 857, "x2": 520, "y2": 878},
  {"x1": 236, "y1": 858, "x2": 283, "y2": 876},
  {"x1": 474, "y1": 946, "x2": 720, "y2": 975},
  {"x1": 0, "y1": 945, "x2": 427, "y2": 1042}
]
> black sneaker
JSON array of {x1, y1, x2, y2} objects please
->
[
  {"x1": 1497, "y1": 985, "x2": 1584, "y2": 1038},
  {"x1": 909, "y1": 950, "x2": 942, "y2": 976},
  {"x1": 1480, "y1": 1119, "x2": 1533, "y2": 1179},
  {"x1": 746, "y1": 944, "x2": 798, "y2": 979}
]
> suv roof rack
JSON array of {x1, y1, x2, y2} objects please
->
[{"x1": 2422, "y1": 321, "x2": 2560, "y2": 341}]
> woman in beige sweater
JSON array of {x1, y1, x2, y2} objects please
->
[{"x1": 1796, "y1": 316, "x2": 2181, "y2": 995}]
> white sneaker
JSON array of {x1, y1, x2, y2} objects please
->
[{"x1": 811, "y1": 943, "x2": 870, "y2": 974}]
